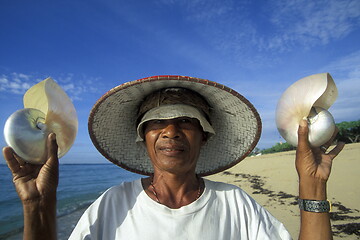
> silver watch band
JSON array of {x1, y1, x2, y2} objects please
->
[{"x1": 298, "y1": 199, "x2": 331, "y2": 213}]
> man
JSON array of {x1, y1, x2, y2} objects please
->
[{"x1": 3, "y1": 76, "x2": 344, "y2": 239}]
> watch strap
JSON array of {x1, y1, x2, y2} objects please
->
[{"x1": 298, "y1": 199, "x2": 331, "y2": 213}]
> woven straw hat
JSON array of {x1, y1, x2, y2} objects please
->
[{"x1": 88, "y1": 75, "x2": 261, "y2": 176}]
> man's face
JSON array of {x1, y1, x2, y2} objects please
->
[{"x1": 144, "y1": 117, "x2": 207, "y2": 175}]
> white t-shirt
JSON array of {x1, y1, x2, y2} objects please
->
[{"x1": 69, "y1": 179, "x2": 292, "y2": 240}]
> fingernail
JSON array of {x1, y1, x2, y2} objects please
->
[
  {"x1": 300, "y1": 118, "x2": 307, "y2": 127},
  {"x1": 49, "y1": 133, "x2": 56, "y2": 140}
]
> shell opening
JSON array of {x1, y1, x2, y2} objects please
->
[
  {"x1": 36, "y1": 121, "x2": 46, "y2": 131},
  {"x1": 307, "y1": 107, "x2": 320, "y2": 124}
]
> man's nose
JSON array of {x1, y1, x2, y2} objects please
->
[{"x1": 161, "y1": 122, "x2": 181, "y2": 139}]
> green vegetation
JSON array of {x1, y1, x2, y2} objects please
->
[
  {"x1": 252, "y1": 120, "x2": 360, "y2": 155},
  {"x1": 336, "y1": 120, "x2": 360, "y2": 143},
  {"x1": 260, "y1": 142, "x2": 296, "y2": 154}
]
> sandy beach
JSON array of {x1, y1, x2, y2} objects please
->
[{"x1": 207, "y1": 142, "x2": 360, "y2": 239}]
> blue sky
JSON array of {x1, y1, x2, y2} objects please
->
[{"x1": 1, "y1": 0, "x2": 359, "y2": 164}]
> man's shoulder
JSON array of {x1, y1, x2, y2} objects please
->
[
  {"x1": 204, "y1": 179, "x2": 240, "y2": 191},
  {"x1": 204, "y1": 179, "x2": 273, "y2": 216},
  {"x1": 100, "y1": 178, "x2": 142, "y2": 199},
  {"x1": 204, "y1": 179, "x2": 251, "y2": 197}
]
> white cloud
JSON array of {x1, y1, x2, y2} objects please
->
[
  {"x1": 0, "y1": 73, "x2": 35, "y2": 95},
  {"x1": 22, "y1": 82, "x2": 31, "y2": 89},
  {"x1": 62, "y1": 83, "x2": 75, "y2": 92},
  {"x1": 17, "y1": 73, "x2": 31, "y2": 80},
  {"x1": 165, "y1": 0, "x2": 360, "y2": 56},
  {"x1": 319, "y1": 50, "x2": 360, "y2": 106},
  {"x1": 266, "y1": 0, "x2": 360, "y2": 50},
  {"x1": 314, "y1": 53, "x2": 360, "y2": 122},
  {"x1": 319, "y1": 50, "x2": 360, "y2": 76},
  {"x1": 0, "y1": 73, "x2": 102, "y2": 100},
  {"x1": 54, "y1": 75, "x2": 103, "y2": 101},
  {"x1": 58, "y1": 73, "x2": 74, "y2": 83},
  {"x1": 0, "y1": 76, "x2": 9, "y2": 84}
]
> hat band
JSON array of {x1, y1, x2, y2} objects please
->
[{"x1": 136, "y1": 104, "x2": 215, "y2": 142}]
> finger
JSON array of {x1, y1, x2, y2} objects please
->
[
  {"x1": 3, "y1": 147, "x2": 21, "y2": 174},
  {"x1": 43, "y1": 133, "x2": 59, "y2": 187},
  {"x1": 321, "y1": 127, "x2": 339, "y2": 149},
  {"x1": 297, "y1": 119, "x2": 310, "y2": 149},
  {"x1": 46, "y1": 133, "x2": 59, "y2": 166},
  {"x1": 320, "y1": 145, "x2": 328, "y2": 152},
  {"x1": 327, "y1": 141, "x2": 345, "y2": 160},
  {"x1": 13, "y1": 153, "x2": 26, "y2": 166}
]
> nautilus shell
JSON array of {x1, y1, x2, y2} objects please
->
[
  {"x1": 4, "y1": 78, "x2": 78, "y2": 164},
  {"x1": 276, "y1": 73, "x2": 337, "y2": 147}
]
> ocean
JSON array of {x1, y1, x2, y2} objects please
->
[{"x1": 0, "y1": 164, "x2": 142, "y2": 239}]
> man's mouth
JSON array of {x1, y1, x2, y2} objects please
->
[
  {"x1": 159, "y1": 146, "x2": 184, "y2": 152},
  {"x1": 158, "y1": 143, "x2": 186, "y2": 154}
]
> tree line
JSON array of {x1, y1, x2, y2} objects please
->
[{"x1": 251, "y1": 120, "x2": 360, "y2": 155}]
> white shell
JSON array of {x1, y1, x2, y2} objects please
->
[
  {"x1": 4, "y1": 78, "x2": 78, "y2": 164},
  {"x1": 275, "y1": 73, "x2": 337, "y2": 147}
]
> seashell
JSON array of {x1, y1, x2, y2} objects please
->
[
  {"x1": 275, "y1": 73, "x2": 337, "y2": 147},
  {"x1": 4, "y1": 78, "x2": 78, "y2": 164}
]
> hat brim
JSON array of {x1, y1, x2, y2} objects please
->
[{"x1": 88, "y1": 75, "x2": 262, "y2": 176}]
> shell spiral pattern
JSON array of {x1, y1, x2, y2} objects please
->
[{"x1": 3, "y1": 78, "x2": 78, "y2": 164}]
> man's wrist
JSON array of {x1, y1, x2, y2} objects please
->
[
  {"x1": 299, "y1": 177, "x2": 327, "y2": 200},
  {"x1": 22, "y1": 196, "x2": 57, "y2": 217}
]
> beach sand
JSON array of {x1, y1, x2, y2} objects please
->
[{"x1": 207, "y1": 142, "x2": 360, "y2": 239}]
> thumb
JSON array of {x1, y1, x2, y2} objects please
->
[
  {"x1": 46, "y1": 133, "x2": 59, "y2": 169},
  {"x1": 43, "y1": 133, "x2": 59, "y2": 186},
  {"x1": 3, "y1": 147, "x2": 20, "y2": 174},
  {"x1": 297, "y1": 119, "x2": 310, "y2": 149}
]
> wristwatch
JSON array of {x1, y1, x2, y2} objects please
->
[{"x1": 298, "y1": 199, "x2": 331, "y2": 213}]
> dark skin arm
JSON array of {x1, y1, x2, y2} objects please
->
[
  {"x1": 3, "y1": 133, "x2": 59, "y2": 240},
  {"x1": 296, "y1": 119, "x2": 345, "y2": 240}
]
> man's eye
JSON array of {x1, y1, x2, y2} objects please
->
[{"x1": 180, "y1": 118, "x2": 191, "y2": 123}]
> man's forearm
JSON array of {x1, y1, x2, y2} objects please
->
[
  {"x1": 23, "y1": 197, "x2": 57, "y2": 240},
  {"x1": 298, "y1": 178, "x2": 332, "y2": 240}
]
